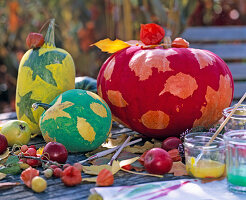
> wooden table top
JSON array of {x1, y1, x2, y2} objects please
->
[{"x1": 0, "y1": 112, "x2": 188, "y2": 200}]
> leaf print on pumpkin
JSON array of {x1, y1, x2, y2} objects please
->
[
  {"x1": 129, "y1": 49, "x2": 176, "y2": 81},
  {"x1": 23, "y1": 49, "x2": 67, "y2": 86},
  {"x1": 41, "y1": 95, "x2": 74, "y2": 123},
  {"x1": 77, "y1": 117, "x2": 96, "y2": 142},
  {"x1": 190, "y1": 49, "x2": 216, "y2": 69},
  {"x1": 17, "y1": 91, "x2": 41, "y2": 123}
]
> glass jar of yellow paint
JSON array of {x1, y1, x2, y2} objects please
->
[{"x1": 184, "y1": 132, "x2": 225, "y2": 179}]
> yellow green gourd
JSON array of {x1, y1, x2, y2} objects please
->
[{"x1": 16, "y1": 19, "x2": 75, "y2": 134}]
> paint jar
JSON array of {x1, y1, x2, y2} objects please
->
[
  {"x1": 184, "y1": 132, "x2": 225, "y2": 179},
  {"x1": 224, "y1": 130, "x2": 246, "y2": 193},
  {"x1": 223, "y1": 105, "x2": 246, "y2": 131}
]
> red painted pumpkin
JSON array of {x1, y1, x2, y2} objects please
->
[{"x1": 97, "y1": 45, "x2": 234, "y2": 139}]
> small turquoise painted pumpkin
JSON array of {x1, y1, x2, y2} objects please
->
[{"x1": 37, "y1": 89, "x2": 112, "y2": 152}]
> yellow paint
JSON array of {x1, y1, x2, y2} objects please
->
[
  {"x1": 141, "y1": 110, "x2": 169, "y2": 130},
  {"x1": 159, "y1": 72, "x2": 198, "y2": 99},
  {"x1": 77, "y1": 117, "x2": 96, "y2": 142},
  {"x1": 90, "y1": 103, "x2": 107, "y2": 118},
  {"x1": 16, "y1": 47, "x2": 75, "y2": 134},
  {"x1": 186, "y1": 158, "x2": 225, "y2": 178},
  {"x1": 41, "y1": 95, "x2": 74, "y2": 122}
]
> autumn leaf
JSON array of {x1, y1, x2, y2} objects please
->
[
  {"x1": 82, "y1": 160, "x2": 120, "y2": 175},
  {"x1": 82, "y1": 177, "x2": 97, "y2": 183},
  {"x1": 124, "y1": 141, "x2": 154, "y2": 154},
  {"x1": 91, "y1": 38, "x2": 130, "y2": 53},
  {"x1": 0, "y1": 182, "x2": 20, "y2": 190},
  {"x1": 0, "y1": 172, "x2": 6, "y2": 180},
  {"x1": 0, "y1": 149, "x2": 10, "y2": 161},
  {"x1": 37, "y1": 146, "x2": 44, "y2": 155},
  {"x1": 168, "y1": 161, "x2": 188, "y2": 176}
]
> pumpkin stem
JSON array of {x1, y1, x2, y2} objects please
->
[
  {"x1": 45, "y1": 18, "x2": 55, "y2": 47},
  {"x1": 32, "y1": 103, "x2": 51, "y2": 111}
]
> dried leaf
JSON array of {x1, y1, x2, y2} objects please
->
[
  {"x1": 120, "y1": 167, "x2": 163, "y2": 178},
  {"x1": 124, "y1": 141, "x2": 154, "y2": 154},
  {"x1": 0, "y1": 182, "x2": 20, "y2": 190},
  {"x1": 168, "y1": 161, "x2": 188, "y2": 176},
  {"x1": 103, "y1": 134, "x2": 128, "y2": 148},
  {"x1": 0, "y1": 149, "x2": 10, "y2": 161},
  {"x1": 151, "y1": 139, "x2": 163, "y2": 148},
  {"x1": 82, "y1": 160, "x2": 120, "y2": 175},
  {"x1": 0, "y1": 172, "x2": 6, "y2": 180},
  {"x1": 91, "y1": 38, "x2": 130, "y2": 53},
  {"x1": 82, "y1": 177, "x2": 97, "y2": 183},
  {"x1": 119, "y1": 157, "x2": 140, "y2": 168},
  {"x1": 37, "y1": 146, "x2": 44, "y2": 155}
]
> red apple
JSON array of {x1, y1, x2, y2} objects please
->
[
  {"x1": 42, "y1": 142, "x2": 68, "y2": 164},
  {"x1": 144, "y1": 148, "x2": 173, "y2": 175},
  {"x1": 0, "y1": 133, "x2": 8, "y2": 154},
  {"x1": 161, "y1": 137, "x2": 182, "y2": 151}
]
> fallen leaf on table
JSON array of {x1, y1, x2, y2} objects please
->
[
  {"x1": 103, "y1": 134, "x2": 128, "y2": 148},
  {"x1": 124, "y1": 141, "x2": 154, "y2": 154},
  {"x1": 0, "y1": 149, "x2": 10, "y2": 161},
  {"x1": 0, "y1": 182, "x2": 20, "y2": 190},
  {"x1": 0, "y1": 172, "x2": 6, "y2": 180},
  {"x1": 168, "y1": 161, "x2": 188, "y2": 176},
  {"x1": 82, "y1": 160, "x2": 120, "y2": 175},
  {"x1": 151, "y1": 138, "x2": 163, "y2": 148},
  {"x1": 82, "y1": 177, "x2": 97, "y2": 183},
  {"x1": 119, "y1": 157, "x2": 139, "y2": 167}
]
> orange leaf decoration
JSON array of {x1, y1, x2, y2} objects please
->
[
  {"x1": 168, "y1": 161, "x2": 188, "y2": 176},
  {"x1": 20, "y1": 167, "x2": 39, "y2": 188},
  {"x1": 91, "y1": 38, "x2": 130, "y2": 53},
  {"x1": 96, "y1": 169, "x2": 114, "y2": 186}
]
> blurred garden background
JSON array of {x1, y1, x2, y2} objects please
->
[{"x1": 0, "y1": 0, "x2": 246, "y2": 113}]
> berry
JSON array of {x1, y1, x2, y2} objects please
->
[
  {"x1": 43, "y1": 168, "x2": 53, "y2": 178},
  {"x1": 21, "y1": 145, "x2": 28, "y2": 153},
  {"x1": 140, "y1": 23, "x2": 165, "y2": 45},
  {"x1": 26, "y1": 148, "x2": 37, "y2": 156},
  {"x1": 63, "y1": 163, "x2": 71, "y2": 170},
  {"x1": 73, "y1": 163, "x2": 83, "y2": 172},
  {"x1": 26, "y1": 158, "x2": 39, "y2": 167},
  {"x1": 53, "y1": 168, "x2": 63, "y2": 178},
  {"x1": 31, "y1": 176, "x2": 47, "y2": 193},
  {"x1": 49, "y1": 165, "x2": 59, "y2": 170},
  {"x1": 61, "y1": 166, "x2": 82, "y2": 187},
  {"x1": 29, "y1": 145, "x2": 36, "y2": 150}
]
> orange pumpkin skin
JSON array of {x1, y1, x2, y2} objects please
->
[{"x1": 97, "y1": 46, "x2": 234, "y2": 139}]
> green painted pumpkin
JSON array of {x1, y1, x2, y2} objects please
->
[
  {"x1": 37, "y1": 89, "x2": 112, "y2": 152},
  {"x1": 16, "y1": 19, "x2": 75, "y2": 134}
]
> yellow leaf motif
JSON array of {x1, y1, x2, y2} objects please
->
[
  {"x1": 91, "y1": 38, "x2": 130, "y2": 53},
  {"x1": 77, "y1": 117, "x2": 96, "y2": 142},
  {"x1": 41, "y1": 95, "x2": 74, "y2": 122}
]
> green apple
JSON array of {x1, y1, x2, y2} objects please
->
[{"x1": 0, "y1": 120, "x2": 31, "y2": 146}]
